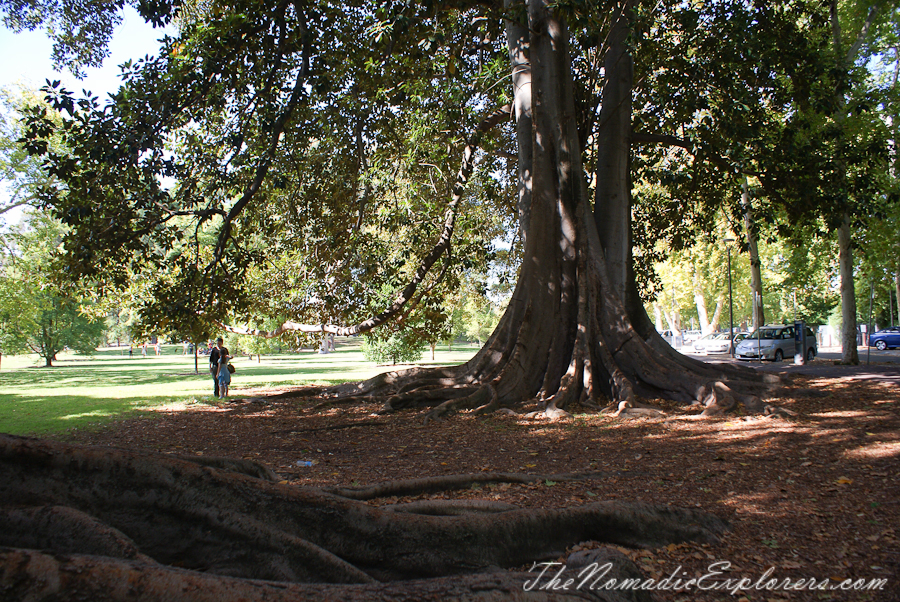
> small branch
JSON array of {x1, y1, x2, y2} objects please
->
[
  {"x1": 206, "y1": 8, "x2": 311, "y2": 297},
  {"x1": 0, "y1": 199, "x2": 30, "y2": 216}
]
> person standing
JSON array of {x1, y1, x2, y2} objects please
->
[
  {"x1": 209, "y1": 337, "x2": 226, "y2": 397},
  {"x1": 216, "y1": 350, "x2": 232, "y2": 398}
]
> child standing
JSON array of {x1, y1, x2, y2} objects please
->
[{"x1": 216, "y1": 350, "x2": 232, "y2": 398}]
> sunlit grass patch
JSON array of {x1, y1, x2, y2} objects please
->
[{"x1": 0, "y1": 341, "x2": 480, "y2": 436}]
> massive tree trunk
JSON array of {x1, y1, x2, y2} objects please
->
[
  {"x1": 326, "y1": 1, "x2": 782, "y2": 420},
  {"x1": 594, "y1": 0, "x2": 633, "y2": 304},
  {"x1": 506, "y1": 0, "x2": 533, "y2": 242},
  {"x1": 0, "y1": 434, "x2": 726, "y2": 600}
]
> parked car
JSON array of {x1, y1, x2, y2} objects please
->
[
  {"x1": 869, "y1": 326, "x2": 900, "y2": 350},
  {"x1": 692, "y1": 333, "x2": 731, "y2": 354},
  {"x1": 682, "y1": 330, "x2": 703, "y2": 344},
  {"x1": 658, "y1": 329, "x2": 682, "y2": 347},
  {"x1": 735, "y1": 325, "x2": 818, "y2": 362},
  {"x1": 731, "y1": 331, "x2": 751, "y2": 346}
]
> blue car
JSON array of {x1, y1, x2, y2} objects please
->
[{"x1": 870, "y1": 327, "x2": 900, "y2": 350}]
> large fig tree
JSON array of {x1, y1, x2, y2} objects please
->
[{"x1": 3, "y1": 0, "x2": 844, "y2": 597}]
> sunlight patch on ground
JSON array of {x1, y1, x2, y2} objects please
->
[
  {"x1": 719, "y1": 491, "x2": 786, "y2": 515},
  {"x1": 144, "y1": 400, "x2": 229, "y2": 413},
  {"x1": 808, "y1": 410, "x2": 873, "y2": 419},
  {"x1": 843, "y1": 442, "x2": 900, "y2": 460},
  {"x1": 59, "y1": 410, "x2": 114, "y2": 420},
  {"x1": 239, "y1": 410, "x2": 282, "y2": 418}
]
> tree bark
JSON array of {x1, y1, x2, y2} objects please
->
[
  {"x1": 0, "y1": 434, "x2": 726, "y2": 599},
  {"x1": 895, "y1": 269, "x2": 900, "y2": 325},
  {"x1": 838, "y1": 212, "x2": 859, "y2": 364},
  {"x1": 693, "y1": 272, "x2": 723, "y2": 336},
  {"x1": 506, "y1": 0, "x2": 533, "y2": 242},
  {"x1": 594, "y1": 0, "x2": 633, "y2": 303},
  {"x1": 652, "y1": 303, "x2": 664, "y2": 331},
  {"x1": 742, "y1": 178, "x2": 765, "y2": 329},
  {"x1": 829, "y1": 1, "x2": 878, "y2": 365}
]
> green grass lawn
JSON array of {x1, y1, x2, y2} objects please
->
[{"x1": 0, "y1": 340, "x2": 480, "y2": 436}]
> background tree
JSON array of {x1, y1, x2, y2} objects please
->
[
  {"x1": 0, "y1": 212, "x2": 104, "y2": 365},
  {"x1": 0, "y1": 86, "x2": 64, "y2": 227}
]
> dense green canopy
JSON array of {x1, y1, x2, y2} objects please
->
[{"x1": 16, "y1": 0, "x2": 871, "y2": 342}]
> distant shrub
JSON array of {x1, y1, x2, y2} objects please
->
[{"x1": 361, "y1": 330, "x2": 423, "y2": 364}]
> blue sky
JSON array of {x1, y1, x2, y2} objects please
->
[
  {"x1": 1, "y1": 7, "x2": 174, "y2": 226},
  {"x1": 0, "y1": 6, "x2": 173, "y2": 99}
]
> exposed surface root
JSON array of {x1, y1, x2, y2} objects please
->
[
  {"x1": 0, "y1": 545, "x2": 654, "y2": 601},
  {"x1": 176, "y1": 454, "x2": 281, "y2": 481},
  {"x1": 601, "y1": 399, "x2": 665, "y2": 418},
  {"x1": 422, "y1": 384, "x2": 498, "y2": 423},
  {"x1": 695, "y1": 381, "x2": 795, "y2": 418},
  {"x1": 381, "y1": 385, "x2": 477, "y2": 415},
  {"x1": 0, "y1": 435, "x2": 729, "y2": 583},
  {"x1": 383, "y1": 500, "x2": 520, "y2": 515},
  {"x1": 524, "y1": 405, "x2": 574, "y2": 420},
  {"x1": 271, "y1": 421, "x2": 389, "y2": 435},
  {"x1": 325, "y1": 471, "x2": 612, "y2": 500},
  {"x1": 0, "y1": 506, "x2": 153, "y2": 563}
]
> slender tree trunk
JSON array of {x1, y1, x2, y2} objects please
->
[
  {"x1": 692, "y1": 272, "x2": 721, "y2": 336},
  {"x1": 742, "y1": 178, "x2": 765, "y2": 329},
  {"x1": 838, "y1": 212, "x2": 859, "y2": 364},
  {"x1": 828, "y1": 0, "x2": 878, "y2": 365},
  {"x1": 653, "y1": 303, "x2": 664, "y2": 331},
  {"x1": 895, "y1": 269, "x2": 900, "y2": 324},
  {"x1": 708, "y1": 295, "x2": 724, "y2": 334},
  {"x1": 663, "y1": 307, "x2": 679, "y2": 334}
]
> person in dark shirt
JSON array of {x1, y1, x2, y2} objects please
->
[{"x1": 209, "y1": 338, "x2": 226, "y2": 397}]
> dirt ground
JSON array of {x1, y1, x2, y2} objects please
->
[{"x1": 58, "y1": 363, "x2": 899, "y2": 602}]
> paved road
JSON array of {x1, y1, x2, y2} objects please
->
[{"x1": 682, "y1": 346, "x2": 900, "y2": 385}]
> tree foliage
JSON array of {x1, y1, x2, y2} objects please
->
[
  {"x1": 0, "y1": 212, "x2": 105, "y2": 365},
  {"x1": 18, "y1": 0, "x2": 516, "y2": 345}
]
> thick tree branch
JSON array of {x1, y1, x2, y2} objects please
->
[
  {"x1": 220, "y1": 105, "x2": 511, "y2": 339},
  {"x1": 208, "y1": 8, "x2": 311, "y2": 284},
  {"x1": 846, "y1": 4, "x2": 880, "y2": 66}
]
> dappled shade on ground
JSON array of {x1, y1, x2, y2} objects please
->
[{"x1": 47, "y1": 370, "x2": 900, "y2": 601}]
